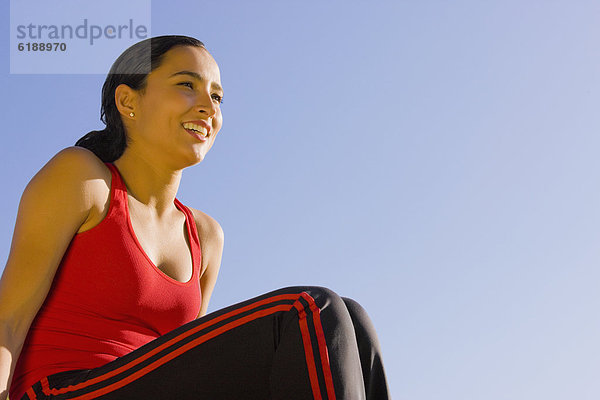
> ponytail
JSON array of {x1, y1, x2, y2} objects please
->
[{"x1": 74, "y1": 127, "x2": 127, "y2": 163}]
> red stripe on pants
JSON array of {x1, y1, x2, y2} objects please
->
[{"x1": 40, "y1": 292, "x2": 336, "y2": 399}]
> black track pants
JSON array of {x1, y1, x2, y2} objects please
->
[{"x1": 22, "y1": 286, "x2": 390, "y2": 399}]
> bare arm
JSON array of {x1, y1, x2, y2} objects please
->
[
  {"x1": 0, "y1": 147, "x2": 105, "y2": 400},
  {"x1": 190, "y1": 209, "x2": 224, "y2": 319}
]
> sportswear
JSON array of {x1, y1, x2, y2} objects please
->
[{"x1": 10, "y1": 162, "x2": 202, "y2": 400}]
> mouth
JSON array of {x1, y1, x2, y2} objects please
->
[{"x1": 182, "y1": 121, "x2": 211, "y2": 141}]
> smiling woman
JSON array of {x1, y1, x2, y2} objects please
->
[{"x1": 0, "y1": 35, "x2": 389, "y2": 400}]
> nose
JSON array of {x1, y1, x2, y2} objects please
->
[{"x1": 196, "y1": 89, "x2": 218, "y2": 118}]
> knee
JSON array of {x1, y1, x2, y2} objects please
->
[
  {"x1": 290, "y1": 286, "x2": 350, "y2": 319},
  {"x1": 341, "y1": 297, "x2": 370, "y2": 322},
  {"x1": 342, "y1": 297, "x2": 382, "y2": 348},
  {"x1": 282, "y1": 285, "x2": 343, "y2": 302},
  {"x1": 301, "y1": 286, "x2": 345, "y2": 309}
]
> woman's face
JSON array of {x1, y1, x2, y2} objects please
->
[{"x1": 125, "y1": 45, "x2": 224, "y2": 167}]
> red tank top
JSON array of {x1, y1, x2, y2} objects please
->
[{"x1": 10, "y1": 162, "x2": 202, "y2": 400}]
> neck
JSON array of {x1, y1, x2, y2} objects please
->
[{"x1": 113, "y1": 149, "x2": 183, "y2": 217}]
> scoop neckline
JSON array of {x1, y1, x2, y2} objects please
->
[{"x1": 108, "y1": 162, "x2": 197, "y2": 286}]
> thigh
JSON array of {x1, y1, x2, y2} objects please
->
[{"x1": 26, "y1": 286, "x2": 326, "y2": 400}]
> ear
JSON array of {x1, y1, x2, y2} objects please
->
[{"x1": 114, "y1": 83, "x2": 139, "y2": 119}]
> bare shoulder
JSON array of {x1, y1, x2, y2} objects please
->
[
  {"x1": 49, "y1": 145, "x2": 108, "y2": 170},
  {"x1": 36, "y1": 146, "x2": 110, "y2": 185},
  {"x1": 34, "y1": 146, "x2": 113, "y2": 232},
  {"x1": 187, "y1": 207, "x2": 224, "y2": 243}
]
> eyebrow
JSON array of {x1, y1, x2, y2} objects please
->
[{"x1": 169, "y1": 70, "x2": 223, "y2": 93}]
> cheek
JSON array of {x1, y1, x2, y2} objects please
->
[
  {"x1": 146, "y1": 90, "x2": 191, "y2": 111},
  {"x1": 213, "y1": 112, "x2": 223, "y2": 132}
]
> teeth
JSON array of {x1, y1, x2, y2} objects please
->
[{"x1": 183, "y1": 122, "x2": 208, "y2": 137}]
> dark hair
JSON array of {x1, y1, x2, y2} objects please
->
[{"x1": 75, "y1": 35, "x2": 205, "y2": 162}]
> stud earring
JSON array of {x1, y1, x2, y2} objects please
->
[{"x1": 129, "y1": 112, "x2": 135, "y2": 117}]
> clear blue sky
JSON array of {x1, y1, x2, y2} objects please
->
[{"x1": 2, "y1": 1, "x2": 600, "y2": 399}]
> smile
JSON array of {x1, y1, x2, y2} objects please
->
[{"x1": 182, "y1": 122, "x2": 209, "y2": 139}]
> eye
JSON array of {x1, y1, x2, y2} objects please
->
[
  {"x1": 212, "y1": 93, "x2": 224, "y2": 104},
  {"x1": 178, "y1": 81, "x2": 194, "y2": 89}
]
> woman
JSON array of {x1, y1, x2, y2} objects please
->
[{"x1": 0, "y1": 35, "x2": 389, "y2": 400}]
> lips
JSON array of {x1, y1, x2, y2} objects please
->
[
  {"x1": 183, "y1": 126, "x2": 208, "y2": 142},
  {"x1": 183, "y1": 120, "x2": 211, "y2": 136},
  {"x1": 182, "y1": 120, "x2": 212, "y2": 143}
]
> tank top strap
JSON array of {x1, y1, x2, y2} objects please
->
[
  {"x1": 103, "y1": 162, "x2": 129, "y2": 215},
  {"x1": 174, "y1": 198, "x2": 202, "y2": 279}
]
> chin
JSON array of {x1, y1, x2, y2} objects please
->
[
  {"x1": 189, "y1": 150, "x2": 208, "y2": 166},
  {"x1": 179, "y1": 141, "x2": 214, "y2": 168},
  {"x1": 169, "y1": 150, "x2": 205, "y2": 170}
]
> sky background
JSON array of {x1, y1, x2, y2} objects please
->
[{"x1": 2, "y1": 1, "x2": 600, "y2": 399}]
